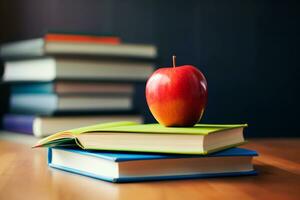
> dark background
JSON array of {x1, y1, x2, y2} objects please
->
[{"x1": 0, "y1": 0, "x2": 299, "y2": 137}]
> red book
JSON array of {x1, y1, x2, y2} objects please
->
[{"x1": 44, "y1": 33, "x2": 121, "y2": 44}]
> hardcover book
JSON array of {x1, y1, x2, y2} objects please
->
[
  {"x1": 3, "y1": 57, "x2": 155, "y2": 82},
  {"x1": 48, "y1": 147, "x2": 258, "y2": 183},
  {"x1": 11, "y1": 81, "x2": 135, "y2": 95},
  {"x1": 9, "y1": 94, "x2": 133, "y2": 115},
  {"x1": 0, "y1": 35, "x2": 157, "y2": 59},
  {"x1": 44, "y1": 33, "x2": 121, "y2": 44},
  {"x1": 34, "y1": 121, "x2": 247, "y2": 154}
]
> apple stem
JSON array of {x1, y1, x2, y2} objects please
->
[{"x1": 172, "y1": 55, "x2": 176, "y2": 68}]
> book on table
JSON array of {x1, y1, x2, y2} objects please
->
[
  {"x1": 2, "y1": 114, "x2": 143, "y2": 137},
  {"x1": 48, "y1": 147, "x2": 257, "y2": 183},
  {"x1": 34, "y1": 121, "x2": 247, "y2": 155}
]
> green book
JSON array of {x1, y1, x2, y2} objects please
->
[{"x1": 34, "y1": 121, "x2": 247, "y2": 154}]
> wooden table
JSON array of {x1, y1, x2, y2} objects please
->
[{"x1": 0, "y1": 133, "x2": 299, "y2": 200}]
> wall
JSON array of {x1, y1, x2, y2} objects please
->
[{"x1": 0, "y1": 0, "x2": 299, "y2": 136}]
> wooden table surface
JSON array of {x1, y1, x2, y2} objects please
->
[{"x1": 0, "y1": 133, "x2": 299, "y2": 200}]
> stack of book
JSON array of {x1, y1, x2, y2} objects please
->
[
  {"x1": 0, "y1": 33, "x2": 157, "y2": 137},
  {"x1": 34, "y1": 121, "x2": 258, "y2": 183}
]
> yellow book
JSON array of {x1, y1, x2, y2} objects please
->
[{"x1": 34, "y1": 121, "x2": 247, "y2": 154}]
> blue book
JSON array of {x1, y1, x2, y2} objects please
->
[
  {"x1": 11, "y1": 83, "x2": 55, "y2": 94},
  {"x1": 2, "y1": 114, "x2": 35, "y2": 134},
  {"x1": 11, "y1": 82, "x2": 135, "y2": 95},
  {"x1": 9, "y1": 93, "x2": 133, "y2": 115},
  {"x1": 48, "y1": 147, "x2": 258, "y2": 183}
]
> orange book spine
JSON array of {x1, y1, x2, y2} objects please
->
[{"x1": 45, "y1": 34, "x2": 121, "y2": 44}]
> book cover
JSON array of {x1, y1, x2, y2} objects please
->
[
  {"x1": 11, "y1": 83, "x2": 55, "y2": 94},
  {"x1": 10, "y1": 81, "x2": 135, "y2": 95},
  {"x1": 44, "y1": 33, "x2": 121, "y2": 44},
  {"x1": 2, "y1": 114, "x2": 34, "y2": 134},
  {"x1": 9, "y1": 94, "x2": 133, "y2": 115}
]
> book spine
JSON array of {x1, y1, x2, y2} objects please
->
[
  {"x1": 45, "y1": 34, "x2": 121, "y2": 44},
  {"x1": 11, "y1": 83, "x2": 55, "y2": 94},
  {"x1": 2, "y1": 114, "x2": 34, "y2": 134},
  {"x1": 10, "y1": 94, "x2": 57, "y2": 115}
]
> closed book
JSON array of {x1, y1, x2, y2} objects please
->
[
  {"x1": 35, "y1": 121, "x2": 247, "y2": 155},
  {"x1": 48, "y1": 147, "x2": 258, "y2": 183},
  {"x1": 2, "y1": 114, "x2": 34, "y2": 135},
  {"x1": 2, "y1": 114, "x2": 143, "y2": 137},
  {"x1": 44, "y1": 33, "x2": 121, "y2": 44},
  {"x1": 0, "y1": 37, "x2": 157, "y2": 59},
  {"x1": 3, "y1": 57, "x2": 155, "y2": 82},
  {"x1": 11, "y1": 81, "x2": 135, "y2": 95},
  {"x1": 10, "y1": 94, "x2": 133, "y2": 115}
]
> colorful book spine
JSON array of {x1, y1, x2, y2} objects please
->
[
  {"x1": 2, "y1": 114, "x2": 34, "y2": 134},
  {"x1": 45, "y1": 33, "x2": 121, "y2": 44},
  {"x1": 11, "y1": 83, "x2": 54, "y2": 94}
]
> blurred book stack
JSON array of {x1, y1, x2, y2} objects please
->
[{"x1": 0, "y1": 32, "x2": 157, "y2": 137}]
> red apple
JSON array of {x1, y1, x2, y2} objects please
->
[{"x1": 146, "y1": 56, "x2": 208, "y2": 127}]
